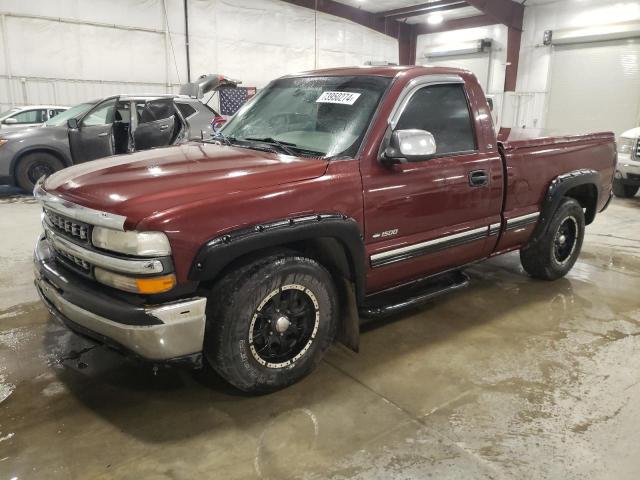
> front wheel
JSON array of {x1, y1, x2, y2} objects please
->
[
  {"x1": 15, "y1": 152, "x2": 64, "y2": 193},
  {"x1": 520, "y1": 197, "x2": 585, "y2": 280},
  {"x1": 612, "y1": 179, "x2": 639, "y2": 198},
  {"x1": 205, "y1": 253, "x2": 338, "y2": 393}
]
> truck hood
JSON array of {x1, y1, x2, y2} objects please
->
[
  {"x1": 44, "y1": 143, "x2": 329, "y2": 227},
  {"x1": 620, "y1": 126, "x2": 640, "y2": 139}
]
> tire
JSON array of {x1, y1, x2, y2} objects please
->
[
  {"x1": 204, "y1": 252, "x2": 338, "y2": 393},
  {"x1": 520, "y1": 197, "x2": 585, "y2": 281},
  {"x1": 15, "y1": 152, "x2": 64, "y2": 193},
  {"x1": 612, "y1": 179, "x2": 639, "y2": 198}
]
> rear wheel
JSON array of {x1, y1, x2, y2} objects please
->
[
  {"x1": 204, "y1": 253, "x2": 338, "y2": 393},
  {"x1": 520, "y1": 197, "x2": 585, "y2": 280},
  {"x1": 15, "y1": 152, "x2": 64, "y2": 193},
  {"x1": 612, "y1": 179, "x2": 639, "y2": 198}
]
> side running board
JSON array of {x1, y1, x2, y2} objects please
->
[{"x1": 359, "y1": 270, "x2": 470, "y2": 319}]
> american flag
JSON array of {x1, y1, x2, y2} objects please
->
[{"x1": 219, "y1": 87, "x2": 249, "y2": 115}]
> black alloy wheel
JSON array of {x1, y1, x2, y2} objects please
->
[
  {"x1": 249, "y1": 285, "x2": 320, "y2": 369},
  {"x1": 553, "y1": 216, "x2": 578, "y2": 265}
]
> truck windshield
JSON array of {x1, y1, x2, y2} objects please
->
[
  {"x1": 220, "y1": 76, "x2": 391, "y2": 158},
  {"x1": 45, "y1": 102, "x2": 94, "y2": 127}
]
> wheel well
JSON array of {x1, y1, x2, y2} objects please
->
[
  {"x1": 11, "y1": 148, "x2": 69, "y2": 177},
  {"x1": 564, "y1": 183, "x2": 598, "y2": 225},
  {"x1": 207, "y1": 237, "x2": 358, "y2": 290},
  {"x1": 201, "y1": 237, "x2": 362, "y2": 351}
]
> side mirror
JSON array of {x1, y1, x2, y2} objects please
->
[
  {"x1": 67, "y1": 118, "x2": 79, "y2": 129},
  {"x1": 3, "y1": 118, "x2": 17, "y2": 125},
  {"x1": 382, "y1": 129, "x2": 437, "y2": 165}
]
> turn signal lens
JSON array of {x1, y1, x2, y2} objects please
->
[
  {"x1": 135, "y1": 275, "x2": 177, "y2": 294},
  {"x1": 95, "y1": 267, "x2": 176, "y2": 294}
]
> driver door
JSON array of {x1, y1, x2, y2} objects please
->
[
  {"x1": 69, "y1": 98, "x2": 117, "y2": 163},
  {"x1": 362, "y1": 81, "x2": 503, "y2": 292}
]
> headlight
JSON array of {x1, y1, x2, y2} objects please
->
[
  {"x1": 617, "y1": 137, "x2": 635, "y2": 155},
  {"x1": 92, "y1": 227, "x2": 171, "y2": 256},
  {"x1": 95, "y1": 267, "x2": 176, "y2": 294}
]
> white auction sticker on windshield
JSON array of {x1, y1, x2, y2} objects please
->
[{"x1": 316, "y1": 91, "x2": 361, "y2": 105}]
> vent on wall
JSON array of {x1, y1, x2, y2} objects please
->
[
  {"x1": 423, "y1": 38, "x2": 493, "y2": 59},
  {"x1": 548, "y1": 21, "x2": 640, "y2": 45}
]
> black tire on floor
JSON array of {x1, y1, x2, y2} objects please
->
[
  {"x1": 520, "y1": 197, "x2": 585, "y2": 281},
  {"x1": 612, "y1": 179, "x2": 639, "y2": 198},
  {"x1": 204, "y1": 252, "x2": 338, "y2": 393},
  {"x1": 15, "y1": 152, "x2": 64, "y2": 193}
]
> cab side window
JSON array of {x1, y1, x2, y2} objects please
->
[
  {"x1": 82, "y1": 99, "x2": 117, "y2": 127},
  {"x1": 12, "y1": 109, "x2": 46, "y2": 124},
  {"x1": 396, "y1": 84, "x2": 476, "y2": 155}
]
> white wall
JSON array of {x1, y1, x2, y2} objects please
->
[
  {"x1": 516, "y1": 0, "x2": 640, "y2": 129},
  {"x1": 415, "y1": 0, "x2": 640, "y2": 131},
  {"x1": 0, "y1": 0, "x2": 398, "y2": 109},
  {"x1": 416, "y1": 24, "x2": 508, "y2": 128}
]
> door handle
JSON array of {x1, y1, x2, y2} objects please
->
[
  {"x1": 159, "y1": 124, "x2": 169, "y2": 130},
  {"x1": 468, "y1": 170, "x2": 489, "y2": 187},
  {"x1": 97, "y1": 132, "x2": 110, "y2": 137}
]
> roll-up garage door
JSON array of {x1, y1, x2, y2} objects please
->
[
  {"x1": 546, "y1": 38, "x2": 640, "y2": 136},
  {"x1": 421, "y1": 53, "x2": 491, "y2": 91}
]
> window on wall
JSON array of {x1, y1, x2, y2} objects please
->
[{"x1": 396, "y1": 84, "x2": 476, "y2": 155}]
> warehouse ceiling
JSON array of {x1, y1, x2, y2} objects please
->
[{"x1": 333, "y1": 0, "x2": 556, "y2": 24}]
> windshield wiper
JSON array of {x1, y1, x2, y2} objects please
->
[
  {"x1": 243, "y1": 137, "x2": 298, "y2": 156},
  {"x1": 205, "y1": 132, "x2": 235, "y2": 146}
]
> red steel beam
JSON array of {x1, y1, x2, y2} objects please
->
[
  {"x1": 380, "y1": 1, "x2": 469, "y2": 20},
  {"x1": 413, "y1": 14, "x2": 494, "y2": 35},
  {"x1": 279, "y1": 0, "x2": 401, "y2": 39},
  {"x1": 504, "y1": 26, "x2": 522, "y2": 91},
  {"x1": 398, "y1": 23, "x2": 418, "y2": 65}
]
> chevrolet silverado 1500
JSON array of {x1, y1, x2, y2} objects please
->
[{"x1": 33, "y1": 66, "x2": 616, "y2": 393}]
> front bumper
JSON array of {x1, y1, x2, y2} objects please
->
[
  {"x1": 34, "y1": 234, "x2": 207, "y2": 363},
  {"x1": 616, "y1": 153, "x2": 640, "y2": 185}
]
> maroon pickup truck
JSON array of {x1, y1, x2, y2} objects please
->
[{"x1": 33, "y1": 66, "x2": 616, "y2": 393}]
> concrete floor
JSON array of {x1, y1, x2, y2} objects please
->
[{"x1": 1, "y1": 192, "x2": 640, "y2": 480}]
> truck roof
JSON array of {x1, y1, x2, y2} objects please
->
[{"x1": 288, "y1": 65, "x2": 472, "y2": 78}]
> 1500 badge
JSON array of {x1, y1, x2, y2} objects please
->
[{"x1": 372, "y1": 229, "x2": 399, "y2": 239}]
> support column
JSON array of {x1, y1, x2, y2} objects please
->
[{"x1": 398, "y1": 23, "x2": 416, "y2": 66}]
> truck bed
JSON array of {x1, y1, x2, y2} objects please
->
[{"x1": 493, "y1": 128, "x2": 616, "y2": 255}]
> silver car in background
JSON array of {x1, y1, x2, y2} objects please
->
[
  {"x1": 0, "y1": 105, "x2": 68, "y2": 130},
  {"x1": 0, "y1": 95, "x2": 218, "y2": 192}
]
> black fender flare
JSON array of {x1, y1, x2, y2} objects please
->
[
  {"x1": 10, "y1": 145, "x2": 73, "y2": 177},
  {"x1": 189, "y1": 214, "x2": 367, "y2": 301},
  {"x1": 531, "y1": 169, "x2": 600, "y2": 243}
]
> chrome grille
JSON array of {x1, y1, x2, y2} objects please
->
[
  {"x1": 44, "y1": 209, "x2": 90, "y2": 243},
  {"x1": 52, "y1": 244, "x2": 91, "y2": 273},
  {"x1": 635, "y1": 138, "x2": 640, "y2": 161}
]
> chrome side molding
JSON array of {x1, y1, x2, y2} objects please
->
[
  {"x1": 505, "y1": 212, "x2": 540, "y2": 231},
  {"x1": 371, "y1": 212, "x2": 539, "y2": 268}
]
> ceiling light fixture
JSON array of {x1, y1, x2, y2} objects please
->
[{"x1": 427, "y1": 13, "x2": 444, "y2": 25}]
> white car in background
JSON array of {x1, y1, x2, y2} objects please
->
[
  {"x1": 0, "y1": 105, "x2": 68, "y2": 130},
  {"x1": 615, "y1": 127, "x2": 640, "y2": 198}
]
